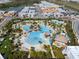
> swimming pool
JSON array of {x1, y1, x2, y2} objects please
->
[
  {"x1": 26, "y1": 31, "x2": 44, "y2": 45},
  {"x1": 23, "y1": 25, "x2": 30, "y2": 31},
  {"x1": 23, "y1": 25, "x2": 52, "y2": 33},
  {"x1": 23, "y1": 25, "x2": 52, "y2": 45},
  {"x1": 40, "y1": 25, "x2": 51, "y2": 33}
]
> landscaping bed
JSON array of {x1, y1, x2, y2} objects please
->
[
  {"x1": 65, "y1": 21, "x2": 78, "y2": 45},
  {"x1": 52, "y1": 45, "x2": 65, "y2": 59}
]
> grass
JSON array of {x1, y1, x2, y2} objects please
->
[
  {"x1": 0, "y1": 36, "x2": 14, "y2": 59},
  {"x1": 52, "y1": 45, "x2": 65, "y2": 59},
  {"x1": 13, "y1": 18, "x2": 63, "y2": 21},
  {"x1": 29, "y1": 45, "x2": 52, "y2": 58},
  {"x1": 5, "y1": 21, "x2": 13, "y2": 30},
  {"x1": 0, "y1": 36, "x2": 28, "y2": 59},
  {"x1": 30, "y1": 47, "x2": 52, "y2": 58}
]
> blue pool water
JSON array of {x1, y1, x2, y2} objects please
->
[
  {"x1": 23, "y1": 25, "x2": 52, "y2": 45},
  {"x1": 23, "y1": 25, "x2": 30, "y2": 31},
  {"x1": 40, "y1": 25, "x2": 51, "y2": 33},
  {"x1": 26, "y1": 31, "x2": 44, "y2": 45}
]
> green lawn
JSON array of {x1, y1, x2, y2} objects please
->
[
  {"x1": 0, "y1": 36, "x2": 14, "y2": 59},
  {"x1": 30, "y1": 45, "x2": 52, "y2": 58},
  {"x1": 52, "y1": 45, "x2": 65, "y2": 59},
  {"x1": 0, "y1": 36, "x2": 28, "y2": 59}
]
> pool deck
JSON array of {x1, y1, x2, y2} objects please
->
[{"x1": 19, "y1": 23, "x2": 53, "y2": 51}]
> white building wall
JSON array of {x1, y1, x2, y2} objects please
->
[
  {"x1": 18, "y1": 7, "x2": 37, "y2": 18},
  {"x1": 0, "y1": 0, "x2": 11, "y2": 3},
  {"x1": 0, "y1": 54, "x2": 4, "y2": 59},
  {"x1": 62, "y1": 46, "x2": 79, "y2": 59},
  {"x1": 64, "y1": 0, "x2": 79, "y2": 2}
]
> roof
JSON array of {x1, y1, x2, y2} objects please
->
[
  {"x1": 41, "y1": 7, "x2": 58, "y2": 13},
  {"x1": 63, "y1": 46, "x2": 79, "y2": 59},
  {"x1": 21, "y1": 7, "x2": 32, "y2": 11},
  {"x1": 0, "y1": 54, "x2": 4, "y2": 59},
  {"x1": 37, "y1": 1, "x2": 61, "y2": 13},
  {"x1": 0, "y1": 0, "x2": 11, "y2": 3},
  {"x1": 38, "y1": 1, "x2": 60, "y2": 8},
  {"x1": 20, "y1": 6, "x2": 36, "y2": 13},
  {"x1": 55, "y1": 34, "x2": 68, "y2": 43}
]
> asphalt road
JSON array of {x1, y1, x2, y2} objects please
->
[{"x1": 0, "y1": 16, "x2": 12, "y2": 29}]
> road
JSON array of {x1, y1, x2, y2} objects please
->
[
  {"x1": 0, "y1": 16, "x2": 12, "y2": 29},
  {"x1": 50, "y1": 46, "x2": 55, "y2": 58}
]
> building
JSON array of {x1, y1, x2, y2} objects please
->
[
  {"x1": 18, "y1": 1, "x2": 66, "y2": 18},
  {"x1": 4, "y1": 10, "x2": 17, "y2": 17},
  {"x1": 72, "y1": 19, "x2": 79, "y2": 44},
  {"x1": 62, "y1": 46, "x2": 79, "y2": 59},
  {"x1": 18, "y1": 6, "x2": 37, "y2": 18},
  {"x1": 0, "y1": 0, "x2": 11, "y2": 3},
  {"x1": 35, "y1": 1, "x2": 66, "y2": 18},
  {"x1": 0, "y1": 54, "x2": 4, "y2": 59},
  {"x1": 63, "y1": 0, "x2": 79, "y2": 3}
]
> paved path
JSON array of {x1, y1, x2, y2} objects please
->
[
  {"x1": 50, "y1": 46, "x2": 55, "y2": 58},
  {"x1": 65, "y1": 56, "x2": 69, "y2": 59}
]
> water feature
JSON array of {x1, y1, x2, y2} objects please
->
[{"x1": 23, "y1": 25, "x2": 52, "y2": 46}]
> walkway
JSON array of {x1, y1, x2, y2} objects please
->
[{"x1": 50, "y1": 46, "x2": 55, "y2": 58}]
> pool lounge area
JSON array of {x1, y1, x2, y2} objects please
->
[
  {"x1": 20, "y1": 24, "x2": 53, "y2": 50},
  {"x1": 13, "y1": 20, "x2": 68, "y2": 51}
]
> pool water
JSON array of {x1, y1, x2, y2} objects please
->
[
  {"x1": 23, "y1": 25, "x2": 52, "y2": 45},
  {"x1": 23, "y1": 25, "x2": 30, "y2": 31},
  {"x1": 26, "y1": 31, "x2": 44, "y2": 45},
  {"x1": 40, "y1": 25, "x2": 51, "y2": 33}
]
